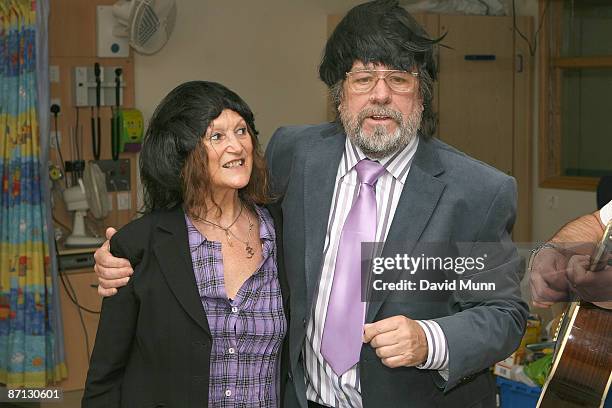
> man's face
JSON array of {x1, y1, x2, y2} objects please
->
[{"x1": 339, "y1": 61, "x2": 423, "y2": 159}]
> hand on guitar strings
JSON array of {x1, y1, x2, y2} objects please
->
[{"x1": 566, "y1": 254, "x2": 612, "y2": 307}]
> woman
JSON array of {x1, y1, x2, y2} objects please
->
[{"x1": 82, "y1": 81, "x2": 288, "y2": 408}]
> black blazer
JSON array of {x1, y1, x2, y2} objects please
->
[{"x1": 82, "y1": 204, "x2": 289, "y2": 408}]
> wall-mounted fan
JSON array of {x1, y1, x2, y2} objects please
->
[
  {"x1": 62, "y1": 163, "x2": 109, "y2": 247},
  {"x1": 112, "y1": 0, "x2": 177, "y2": 55}
]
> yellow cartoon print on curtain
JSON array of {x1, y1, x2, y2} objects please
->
[{"x1": 0, "y1": 0, "x2": 66, "y2": 387}]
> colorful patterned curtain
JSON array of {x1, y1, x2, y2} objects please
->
[{"x1": 0, "y1": 0, "x2": 66, "y2": 387}]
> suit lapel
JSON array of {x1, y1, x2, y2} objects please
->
[
  {"x1": 303, "y1": 125, "x2": 346, "y2": 312},
  {"x1": 153, "y1": 208, "x2": 210, "y2": 335},
  {"x1": 366, "y1": 139, "x2": 446, "y2": 323},
  {"x1": 266, "y1": 202, "x2": 290, "y2": 319}
]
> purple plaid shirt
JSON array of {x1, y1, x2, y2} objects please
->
[{"x1": 185, "y1": 205, "x2": 286, "y2": 408}]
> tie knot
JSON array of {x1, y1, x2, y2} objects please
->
[{"x1": 355, "y1": 159, "x2": 385, "y2": 186}]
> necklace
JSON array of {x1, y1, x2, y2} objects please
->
[
  {"x1": 197, "y1": 204, "x2": 242, "y2": 245},
  {"x1": 199, "y1": 204, "x2": 255, "y2": 259},
  {"x1": 227, "y1": 211, "x2": 255, "y2": 259}
]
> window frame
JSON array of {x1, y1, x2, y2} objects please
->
[{"x1": 538, "y1": 0, "x2": 612, "y2": 191}]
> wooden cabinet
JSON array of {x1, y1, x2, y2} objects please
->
[
  {"x1": 438, "y1": 15, "x2": 515, "y2": 174},
  {"x1": 57, "y1": 269, "x2": 101, "y2": 391},
  {"x1": 327, "y1": 13, "x2": 533, "y2": 241},
  {"x1": 436, "y1": 15, "x2": 533, "y2": 242}
]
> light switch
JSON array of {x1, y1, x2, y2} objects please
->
[
  {"x1": 117, "y1": 192, "x2": 131, "y2": 210},
  {"x1": 50, "y1": 131, "x2": 61, "y2": 149},
  {"x1": 50, "y1": 65, "x2": 60, "y2": 83}
]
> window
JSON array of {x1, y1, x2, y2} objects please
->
[{"x1": 539, "y1": 0, "x2": 612, "y2": 190}]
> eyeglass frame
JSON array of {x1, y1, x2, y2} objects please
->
[{"x1": 344, "y1": 69, "x2": 419, "y2": 94}]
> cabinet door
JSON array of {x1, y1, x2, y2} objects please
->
[
  {"x1": 438, "y1": 15, "x2": 515, "y2": 175},
  {"x1": 58, "y1": 271, "x2": 101, "y2": 391},
  {"x1": 412, "y1": 13, "x2": 440, "y2": 138}
]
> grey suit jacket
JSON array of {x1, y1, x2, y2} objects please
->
[{"x1": 265, "y1": 122, "x2": 528, "y2": 408}]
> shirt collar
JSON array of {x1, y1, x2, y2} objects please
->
[
  {"x1": 341, "y1": 134, "x2": 419, "y2": 184},
  {"x1": 185, "y1": 213, "x2": 206, "y2": 252},
  {"x1": 254, "y1": 205, "x2": 275, "y2": 243}
]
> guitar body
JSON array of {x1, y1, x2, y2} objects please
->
[{"x1": 537, "y1": 302, "x2": 612, "y2": 408}]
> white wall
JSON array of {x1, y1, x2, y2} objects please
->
[
  {"x1": 132, "y1": 0, "x2": 599, "y2": 239},
  {"x1": 133, "y1": 0, "x2": 329, "y2": 146}
]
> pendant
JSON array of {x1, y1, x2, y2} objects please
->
[
  {"x1": 225, "y1": 230, "x2": 233, "y2": 247},
  {"x1": 245, "y1": 244, "x2": 255, "y2": 259}
]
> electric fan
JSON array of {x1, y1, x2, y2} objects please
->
[
  {"x1": 62, "y1": 162, "x2": 110, "y2": 247},
  {"x1": 112, "y1": 0, "x2": 177, "y2": 55}
]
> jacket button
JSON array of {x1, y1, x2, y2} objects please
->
[{"x1": 302, "y1": 318, "x2": 307, "y2": 327}]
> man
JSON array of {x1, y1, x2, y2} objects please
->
[
  {"x1": 530, "y1": 199, "x2": 612, "y2": 307},
  {"x1": 529, "y1": 201, "x2": 612, "y2": 407},
  {"x1": 95, "y1": 1, "x2": 528, "y2": 407}
]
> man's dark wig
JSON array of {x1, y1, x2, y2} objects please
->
[
  {"x1": 139, "y1": 80, "x2": 259, "y2": 212},
  {"x1": 320, "y1": 0, "x2": 444, "y2": 137}
]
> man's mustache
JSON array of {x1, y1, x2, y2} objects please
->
[{"x1": 357, "y1": 107, "x2": 403, "y2": 126}]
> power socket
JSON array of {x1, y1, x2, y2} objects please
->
[
  {"x1": 94, "y1": 159, "x2": 131, "y2": 192},
  {"x1": 51, "y1": 98, "x2": 61, "y2": 114}
]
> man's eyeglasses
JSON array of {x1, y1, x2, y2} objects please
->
[{"x1": 345, "y1": 69, "x2": 419, "y2": 94}]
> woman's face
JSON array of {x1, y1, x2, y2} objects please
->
[{"x1": 204, "y1": 109, "x2": 254, "y2": 195}]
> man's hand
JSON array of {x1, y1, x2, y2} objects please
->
[
  {"x1": 363, "y1": 315, "x2": 428, "y2": 368},
  {"x1": 530, "y1": 210, "x2": 605, "y2": 308},
  {"x1": 566, "y1": 254, "x2": 612, "y2": 305},
  {"x1": 529, "y1": 247, "x2": 570, "y2": 308},
  {"x1": 94, "y1": 227, "x2": 133, "y2": 297}
]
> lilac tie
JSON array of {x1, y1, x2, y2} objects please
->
[{"x1": 321, "y1": 159, "x2": 385, "y2": 375}]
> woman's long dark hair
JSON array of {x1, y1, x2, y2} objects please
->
[{"x1": 139, "y1": 81, "x2": 270, "y2": 214}]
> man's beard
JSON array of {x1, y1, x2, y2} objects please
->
[{"x1": 339, "y1": 103, "x2": 423, "y2": 159}]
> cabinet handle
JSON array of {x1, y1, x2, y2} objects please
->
[
  {"x1": 516, "y1": 54, "x2": 524, "y2": 73},
  {"x1": 464, "y1": 55, "x2": 496, "y2": 61}
]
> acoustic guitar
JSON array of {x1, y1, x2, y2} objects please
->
[{"x1": 537, "y1": 222, "x2": 612, "y2": 408}]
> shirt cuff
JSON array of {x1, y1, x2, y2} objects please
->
[
  {"x1": 416, "y1": 320, "x2": 449, "y2": 373},
  {"x1": 601, "y1": 200, "x2": 612, "y2": 226}
]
